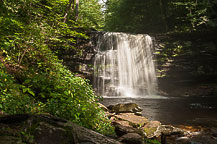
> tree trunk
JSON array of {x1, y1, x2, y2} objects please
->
[
  {"x1": 159, "y1": 0, "x2": 168, "y2": 32},
  {"x1": 63, "y1": 0, "x2": 75, "y2": 23},
  {"x1": 75, "y1": 0, "x2": 79, "y2": 21}
]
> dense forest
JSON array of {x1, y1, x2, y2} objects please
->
[
  {"x1": 0, "y1": 0, "x2": 113, "y2": 135},
  {"x1": 1, "y1": 0, "x2": 217, "y2": 142},
  {"x1": 105, "y1": 0, "x2": 217, "y2": 33}
]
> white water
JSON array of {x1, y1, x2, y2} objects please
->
[{"x1": 94, "y1": 32, "x2": 157, "y2": 98}]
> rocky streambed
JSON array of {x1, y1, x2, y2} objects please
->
[
  {"x1": 1, "y1": 102, "x2": 217, "y2": 144},
  {"x1": 102, "y1": 102, "x2": 217, "y2": 144}
]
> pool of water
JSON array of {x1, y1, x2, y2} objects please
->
[{"x1": 101, "y1": 95, "x2": 217, "y2": 127}]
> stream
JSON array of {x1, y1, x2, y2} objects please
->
[{"x1": 102, "y1": 95, "x2": 217, "y2": 127}]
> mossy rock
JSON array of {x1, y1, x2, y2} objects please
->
[{"x1": 142, "y1": 121, "x2": 161, "y2": 138}]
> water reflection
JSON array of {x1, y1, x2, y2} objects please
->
[{"x1": 101, "y1": 96, "x2": 217, "y2": 127}]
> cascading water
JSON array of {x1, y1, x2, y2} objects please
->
[{"x1": 94, "y1": 32, "x2": 157, "y2": 98}]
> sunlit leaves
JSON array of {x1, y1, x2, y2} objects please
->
[
  {"x1": 0, "y1": 0, "x2": 113, "y2": 135},
  {"x1": 78, "y1": 0, "x2": 104, "y2": 30}
]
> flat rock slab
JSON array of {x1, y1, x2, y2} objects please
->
[
  {"x1": 115, "y1": 113, "x2": 149, "y2": 127},
  {"x1": 114, "y1": 120, "x2": 132, "y2": 127}
]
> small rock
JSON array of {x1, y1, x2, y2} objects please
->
[
  {"x1": 119, "y1": 133, "x2": 144, "y2": 144},
  {"x1": 161, "y1": 125, "x2": 185, "y2": 136},
  {"x1": 115, "y1": 113, "x2": 149, "y2": 127}
]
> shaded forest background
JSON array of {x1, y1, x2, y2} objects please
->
[{"x1": 0, "y1": 0, "x2": 217, "y2": 135}]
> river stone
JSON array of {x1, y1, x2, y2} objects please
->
[
  {"x1": 161, "y1": 125, "x2": 185, "y2": 136},
  {"x1": 113, "y1": 120, "x2": 138, "y2": 136},
  {"x1": 142, "y1": 121, "x2": 161, "y2": 138},
  {"x1": 118, "y1": 133, "x2": 144, "y2": 144},
  {"x1": 108, "y1": 103, "x2": 143, "y2": 114},
  {"x1": 115, "y1": 113, "x2": 149, "y2": 127}
]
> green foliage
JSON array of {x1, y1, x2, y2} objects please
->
[
  {"x1": 78, "y1": 0, "x2": 105, "y2": 30},
  {"x1": 144, "y1": 139, "x2": 161, "y2": 144},
  {"x1": 0, "y1": 65, "x2": 43, "y2": 114},
  {"x1": 0, "y1": 0, "x2": 113, "y2": 135},
  {"x1": 104, "y1": 0, "x2": 169, "y2": 33},
  {"x1": 104, "y1": 0, "x2": 217, "y2": 33}
]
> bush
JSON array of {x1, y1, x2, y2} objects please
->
[
  {"x1": 0, "y1": 57, "x2": 114, "y2": 135},
  {"x1": 0, "y1": 0, "x2": 114, "y2": 135}
]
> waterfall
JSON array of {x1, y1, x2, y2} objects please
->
[{"x1": 94, "y1": 32, "x2": 157, "y2": 98}]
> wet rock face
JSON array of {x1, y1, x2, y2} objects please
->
[{"x1": 107, "y1": 103, "x2": 143, "y2": 114}]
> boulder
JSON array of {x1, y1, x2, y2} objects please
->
[
  {"x1": 142, "y1": 121, "x2": 161, "y2": 138},
  {"x1": 0, "y1": 114, "x2": 121, "y2": 144},
  {"x1": 34, "y1": 122, "x2": 73, "y2": 144},
  {"x1": 118, "y1": 133, "x2": 144, "y2": 144},
  {"x1": 114, "y1": 113, "x2": 149, "y2": 127},
  {"x1": 107, "y1": 103, "x2": 142, "y2": 114},
  {"x1": 112, "y1": 120, "x2": 139, "y2": 136}
]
